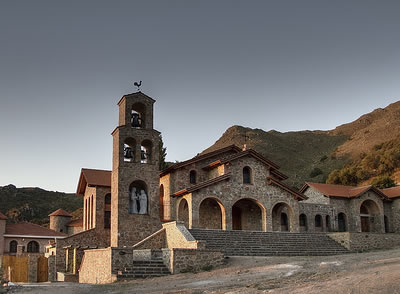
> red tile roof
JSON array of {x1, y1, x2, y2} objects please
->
[
  {"x1": 0, "y1": 212, "x2": 7, "y2": 220},
  {"x1": 48, "y1": 208, "x2": 72, "y2": 217},
  {"x1": 300, "y1": 182, "x2": 388, "y2": 200},
  {"x1": 381, "y1": 186, "x2": 400, "y2": 199},
  {"x1": 5, "y1": 222, "x2": 67, "y2": 238},
  {"x1": 76, "y1": 168, "x2": 111, "y2": 196},
  {"x1": 66, "y1": 219, "x2": 83, "y2": 227}
]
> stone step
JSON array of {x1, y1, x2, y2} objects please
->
[
  {"x1": 189, "y1": 229, "x2": 348, "y2": 256},
  {"x1": 117, "y1": 258, "x2": 171, "y2": 280}
]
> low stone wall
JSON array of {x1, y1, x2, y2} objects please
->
[
  {"x1": 163, "y1": 221, "x2": 205, "y2": 249},
  {"x1": 79, "y1": 248, "x2": 114, "y2": 284},
  {"x1": 110, "y1": 248, "x2": 133, "y2": 274},
  {"x1": 132, "y1": 228, "x2": 166, "y2": 250},
  {"x1": 162, "y1": 248, "x2": 224, "y2": 274},
  {"x1": 328, "y1": 232, "x2": 400, "y2": 251}
]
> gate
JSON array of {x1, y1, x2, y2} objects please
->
[
  {"x1": 37, "y1": 256, "x2": 48, "y2": 282},
  {"x1": 2, "y1": 256, "x2": 28, "y2": 282}
]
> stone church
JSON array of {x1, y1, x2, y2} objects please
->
[{"x1": 47, "y1": 91, "x2": 400, "y2": 283}]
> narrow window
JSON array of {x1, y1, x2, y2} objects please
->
[
  {"x1": 243, "y1": 166, "x2": 251, "y2": 184},
  {"x1": 315, "y1": 215, "x2": 322, "y2": 227},
  {"x1": 190, "y1": 170, "x2": 197, "y2": 184},
  {"x1": 9, "y1": 240, "x2": 17, "y2": 253}
]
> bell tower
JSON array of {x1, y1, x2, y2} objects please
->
[{"x1": 111, "y1": 91, "x2": 161, "y2": 247}]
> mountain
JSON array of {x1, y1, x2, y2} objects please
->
[
  {"x1": 203, "y1": 101, "x2": 400, "y2": 188},
  {"x1": 0, "y1": 184, "x2": 82, "y2": 225}
]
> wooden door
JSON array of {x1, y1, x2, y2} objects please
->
[
  {"x1": 2, "y1": 256, "x2": 28, "y2": 282},
  {"x1": 37, "y1": 256, "x2": 48, "y2": 282},
  {"x1": 361, "y1": 216, "x2": 370, "y2": 232}
]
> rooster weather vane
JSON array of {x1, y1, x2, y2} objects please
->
[{"x1": 134, "y1": 80, "x2": 142, "y2": 92}]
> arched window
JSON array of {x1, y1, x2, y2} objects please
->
[
  {"x1": 299, "y1": 214, "x2": 307, "y2": 227},
  {"x1": 243, "y1": 166, "x2": 252, "y2": 184},
  {"x1": 124, "y1": 138, "x2": 136, "y2": 162},
  {"x1": 27, "y1": 241, "x2": 39, "y2": 253},
  {"x1": 338, "y1": 212, "x2": 347, "y2": 232},
  {"x1": 129, "y1": 181, "x2": 148, "y2": 214},
  {"x1": 160, "y1": 185, "x2": 164, "y2": 220},
  {"x1": 131, "y1": 103, "x2": 145, "y2": 128},
  {"x1": 189, "y1": 170, "x2": 197, "y2": 184},
  {"x1": 9, "y1": 240, "x2": 17, "y2": 253},
  {"x1": 315, "y1": 215, "x2": 322, "y2": 228},
  {"x1": 141, "y1": 140, "x2": 152, "y2": 164},
  {"x1": 104, "y1": 193, "x2": 111, "y2": 229}
]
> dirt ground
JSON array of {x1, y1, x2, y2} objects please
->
[{"x1": 5, "y1": 248, "x2": 400, "y2": 294}]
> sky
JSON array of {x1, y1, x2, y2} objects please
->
[{"x1": 1, "y1": 1, "x2": 400, "y2": 193}]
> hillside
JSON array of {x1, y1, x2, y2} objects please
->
[
  {"x1": 0, "y1": 184, "x2": 82, "y2": 225},
  {"x1": 202, "y1": 126, "x2": 349, "y2": 188},
  {"x1": 203, "y1": 101, "x2": 400, "y2": 188}
]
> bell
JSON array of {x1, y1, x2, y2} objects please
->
[
  {"x1": 141, "y1": 149, "x2": 147, "y2": 160},
  {"x1": 124, "y1": 147, "x2": 133, "y2": 159},
  {"x1": 131, "y1": 113, "x2": 141, "y2": 128}
]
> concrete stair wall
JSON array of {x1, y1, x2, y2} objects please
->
[{"x1": 189, "y1": 229, "x2": 349, "y2": 256}]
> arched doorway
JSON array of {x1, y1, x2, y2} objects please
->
[
  {"x1": 360, "y1": 200, "x2": 381, "y2": 233},
  {"x1": 299, "y1": 214, "x2": 308, "y2": 232},
  {"x1": 272, "y1": 203, "x2": 294, "y2": 232},
  {"x1": 338, "y1": 213, "x2": 347, "y2": 232},
  {"x1": 199, "y1": 198, "x2": 225, "y2": 229},
  {"x1": 177, "y1": 198, "x2": 189, "y2": 228},
  {"x1": 315, "y1": 215, "x2": 323, "y2": 232},
  {"x1": 232, "y1": 199, "x2": 264, "y2": 231}
]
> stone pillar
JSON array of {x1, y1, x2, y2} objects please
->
[
  {"x1": 225, "y1": 207, "x2": 232, "y2": 230},
  {"x1": 48, "y1": 255, "x2": 56, "y2": 282},
  {"x1": 16, "y1": 245, "x2": 25, "y2": 256},
  {"x1": 28, "y1": 255, "x2": 38, "y2": 283}
]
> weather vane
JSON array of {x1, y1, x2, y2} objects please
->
[{"x1": 134, "y1": 80, "x2": 142, "y2": 92}]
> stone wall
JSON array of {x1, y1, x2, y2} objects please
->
[
  {"x1": 162, "y1": 248, "x2": 224, "y2": 274},
  {"x1": 79, "y1": 248, "x2": 114, "y2": 284},
  {"x1": 299, "y1": 203, "x2": 336, "y2": 232},
  {"x1": 55, "y1": 228, "x2": 109, "y2": 272},
  {"x1": 3, "y1": 237, "x2": 54, "y2": 255},
  {"x1": 328, "y1": 232, "x2": 400, "y2": 251},
  {"x1": 163, "y1": 221, "x2": 204, "y2": 249}
]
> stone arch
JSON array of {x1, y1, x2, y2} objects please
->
[
  {"x1": 140, "y1": 139, "x2": 153, "y2": 164},
  {"x1": 129, "y1": 180, "x2": 148, "y2": 214},
  {"x1": 299, "y1": 213, "x2": 308, "y2": 232},
  {"x1": 315, "y1": 214, "x2": 323, "y2": 232},
  {"x1": 199, "y1": 197, "x2": 226, "y2": 230},
  {"x1": 271, "y1": 202, "x2": 295, "y2": 232},
  {"x1": 27, "y1": 241, "x2": 39, "y2": 253},
  {"x1": 123, "y1": 137, "x2": 136, "y2": 162},
  {"x1": 9, "y1": 240, "x2": 17, "y2": 253},
  {"x1": 177, "y1": 198, "x2": 189, "y2": 228},
  {"x1": 232, "y1": 198, "x2": 266, "y2": 231},
  {"x1": 243, "y1": 166, "x2": 252, "y2": 184},
  {"x1": 338, "y1": 212, "x2": 347, "y2": 232},
  {"x1": 131, "y1": 102, "x2": 146, "y2": 128},
  {"x1": 360, "y1": 199, "x2": 382, "y2": 233}
]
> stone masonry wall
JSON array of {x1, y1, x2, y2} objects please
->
[
  {"x1": 162, "y1": 248, "x2": 224, "y2": 274},
  {"x1": 132, "y1": 228, "x2": 166, "y2": 250},
  {"x1": 299, "y1": 202, "x2": 336, "y2": 232},
  {"x1": 328, "y1": 232, "x2": 400, "y2": 251},
  {"x1": 79, "y1": 248, "x2": 114, "y2": 284}
]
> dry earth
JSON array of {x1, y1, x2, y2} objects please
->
[{"x1": 5, "y1": 248, "x2": 400, "y2": 294}]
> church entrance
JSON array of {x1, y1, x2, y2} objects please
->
[
  {"x1": 199, "y1": 198, "x2": 225, "y2": 229},
  {"x1": 338, "y1": 212, "x2": 347, "y2": 232},
  {"x1": 231, "y1": 199, "x2": 264, "y2": 231},
  {"x1": 360, "y1": 200, "x2": 381, "y2": 233},
  {"x1": 177, "y1": 198, "x2": 189, "y2": 228}
]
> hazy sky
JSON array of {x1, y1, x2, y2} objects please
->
[{"x1": 1, "y1": 1, "x2": 400, "y2": 192}]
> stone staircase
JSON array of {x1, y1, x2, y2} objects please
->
[
  {"x1": 117, "y1": 258, "x2": 170, "y2": 280},
  {"x1": 189, "y1": 229, "x2": 349, "y2": 256}
]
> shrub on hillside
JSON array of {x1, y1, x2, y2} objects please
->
[{"x1": 370, "y1": 176, "x2": 396, "y2": 189}]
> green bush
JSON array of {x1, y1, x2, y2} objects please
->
[
  {"x1": 309, "y1": 168, "x2": 323, "y2": 178},
  {"x1": 370, "y1": 176, "x2": 395, "y2": 189}
]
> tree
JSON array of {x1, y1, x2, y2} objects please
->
[
  {"x1": 370, "y1": 176, "x2": 395, "y2": 189},
  {"x1": 159, "y1": 135, "x2": 168, "y2": 171}
]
